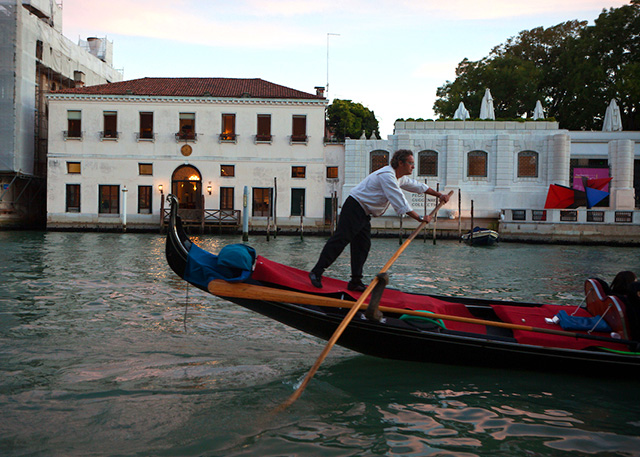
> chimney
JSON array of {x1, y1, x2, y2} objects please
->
[
  {"x1": 73, "y1": 70, "x2": 85, "y2": 87},
  {"x1": 315, "y1": 86, "x2": 325, "y2": 97}
]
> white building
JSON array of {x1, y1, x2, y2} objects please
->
[
  {"x1": 0, "y1": 0, "x2": 122, "y2": 227},
  {"x1": 345, "y1": 120, "x2": 640, "y2": 241},
  {"x1": 46, "y1": 77, "x2": 342, "y2": 231}
]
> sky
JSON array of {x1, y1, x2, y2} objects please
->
[{"x1": 61, "y1": 0, "x2": 631, "y2": 137}]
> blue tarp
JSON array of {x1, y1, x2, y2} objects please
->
[{"x1": 184, "y1": 243, "x2": 256, "y2": 290}]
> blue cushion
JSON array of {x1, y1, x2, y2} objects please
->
[{"x1": 217, "y1": 244, "x2": 256, "y2": 271}]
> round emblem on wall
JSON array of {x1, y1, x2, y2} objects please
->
[{"x1": 181, "y1": 144, "x2": 192, "y2": 156}]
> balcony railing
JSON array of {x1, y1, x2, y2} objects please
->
[
  {"x1": 290, "y1": 134, "x2": 308, "y2": 145},
  {"x1": 175, "y1": 132, "x2": 197, "y2": 142},
  {"x1": 100, "y1": 131, "x2": 119, "y2": 140},
  {"x1": 136, "y1": 132, "x2": 156, "y2": 141},
  {"x1": 63, "y1": 130, "x2": 83, "y2": 140},
  {"x1": 219, "y1": 133, "x2": 237, "y2": 143},
  {"x1": 254, "y1": 134, "x2": 273, "y2": 143}
]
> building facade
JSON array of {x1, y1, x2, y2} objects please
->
[
  {"x1": 345, "y1": 120, "x2": 639, "y2": 241},
  {"x1": 0, "y1": 0, "x2": 122, "y2": 228},
  {"x1": 46, "y1": 77, "x2": 342, "y2": 231}
]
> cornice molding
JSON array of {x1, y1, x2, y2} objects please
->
[{"x1": 46, "y1": 94, "x2": 327, "y2": 107}]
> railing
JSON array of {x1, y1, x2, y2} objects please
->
[
  {"x1": 502, "y1": 208, "x2": 637, "y2": 224},
  {"x1": 63, "y1": 130, "x2": 83, "y2": 140},
  {"x1": 175, "y1": 132, "x2": 197, "y2": 142},
  {"x1": 161, "y1": 207, "x2": 241, "y2": 231},
  {"x1": 100, "y1": 131, "x2": 119, "y2": 140},
  {"x1": 219, "y1": 133, "x2": 238, "y2": 143},
  {"x1": 136, "y1": 132, "x2": 156, "y2": 141},
  {"x1": 290, "y1": 135, "x2": 309, "y2": 145}
]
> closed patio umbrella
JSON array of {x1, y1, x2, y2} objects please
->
[
  {"x1": 479, "y1": 89, "x2": 495, "y2": 120},
  {"x1": 602, "y1": 99, "x2": 622, "y2": 131},
  {"x1": 454, "y1": 102, "x2": 470, "y2": 120}
]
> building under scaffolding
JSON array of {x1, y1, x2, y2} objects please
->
[{"x1": 0, "y1": 0, "x2": 122, "y2": 228}]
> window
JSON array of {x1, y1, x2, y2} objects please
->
[
  {"x1": 99, "y1": 185, "x2": 120, "y2": 214},
  {"x1": 291, "y1": 189, "x2": 305, "y2": 216},
  {"x1": 252, "y1": 188, "x2": 272, "y2": 217},
  {"x1": 178, "y1": 113, "x2": 196, "y2": 141},
  {"x1": 326, "y1": 166, "x2": 338, "y2": 179},
  {"x1": 587, "y1": 211, "x2": 604, "y2": 222},
  {"x1": 518, "y1": 151, "x2": 538, "y2": 177},
  {"x1": 36, "y1": 40, "x2": 43, "y2": 60},
  {"x1": 102, "y1": 111, "x2": 118, "y2": 139},
  {"x1": 139, "y1": 112, "x2": 154, "y2": 140},
  {"x1": 66, "y1": 110, "x2": 82, "y2": 139},
  {"x1": 220, "y1": 187, "x2": 234, "y2": 210},
  {"x1": 256, "y1": 114, "x2": 272, "y2": 142},
  {"x1": 370, "y1": 150, "x2": 389, "y2": 172},
  {"x1": 292, "y1": 166, "x2": 306, "y2": 178},
  {"x1": 67, "y1": 162, "x2": 81, "y2": 174},
  {"x1": 138, "y1": 186, "x2": 152, "y2": 214},
  {"x1": 220, "y1": 113, "x2": 236, "y2": 141},
  {"x1": 291, "y1": 115, "x2": 307, "y2": 143},
  {"x1": 418, "y1": 150, "x2": 438, "y2": 176},
  {"x1": 532, "y1": 210, "x2": 547, "y2": 221},
  {"x1": 512, "y1": 210, "x2": 526, "y2": 221},
  {"x1": 139, "y1": 163, "x2": 153, "y2": 175},
  {"x1": 66, "y1": 184, "x2": 80, "y2": 212},
  {"x1": 468, "y1": 151, "x2": 487, "y2": 177},
  {"x1": 221, "y1": 165, "x2": 235, "y2": 177}
]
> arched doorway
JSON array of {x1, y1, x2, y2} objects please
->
[{"x1": 172, "y1": 165, "x2": 202, "y2": 209}]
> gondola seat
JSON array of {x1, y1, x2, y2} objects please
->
[{"x1": 585, "y1": 278, "x2": 630, "y2": 339}]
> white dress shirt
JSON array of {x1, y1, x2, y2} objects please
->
[{"x1": 350, "y1": 165, "x2": 429, "y2": 217}]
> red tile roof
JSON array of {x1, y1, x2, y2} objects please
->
[{"x1": 54, "y1": 77, "x2": 324, "y2": 99}]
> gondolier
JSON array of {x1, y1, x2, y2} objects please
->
[{"x1": 308, "y1": 149, "x2": 449, "y2": 291}]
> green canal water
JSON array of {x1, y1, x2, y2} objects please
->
[{"x1": 1, "y1": 231, "x2": 639, "y2": 456}]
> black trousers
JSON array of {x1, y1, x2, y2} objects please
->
[{"x1": 312, "y1": 196, "x2": 371, "y2": 281}]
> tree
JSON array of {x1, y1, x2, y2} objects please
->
[
  {"x1": 326, "y1": 99, "x2": 379, "y2": 141},
  {"x1": 434, "y1": 2, "x2": 640, "y2": 130}
]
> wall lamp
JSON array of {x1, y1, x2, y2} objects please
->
[
  {"x1": 158, "y1": 184, "x2": 163, "y2": 194},
  {"x1": 207, "y1": 185, "x2": 212, "y2": 195}
]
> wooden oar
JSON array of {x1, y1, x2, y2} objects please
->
[
  {"x1": 208, "y1": 280, "x2": 637, "y2": 346},
  {"x1": 275, "y1": 190, "x2": 453, "y2": 408}
]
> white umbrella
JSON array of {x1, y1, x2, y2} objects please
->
[
  {"x1": 602, "y1": 98, "x2": 623, "y2": 131},
  {"x1": 533, "y1": 100, "x2": 544, "y2": 120},
  {"x1": 479, "y1": 89, "x2": 495, "y2": 120},
  {"x1": 453, "y1": 102, "x2": 470, "y2": 120}
]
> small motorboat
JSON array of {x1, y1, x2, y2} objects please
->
[{"x1": 462, "y1": 226, "x2": 499, "y2": 246}]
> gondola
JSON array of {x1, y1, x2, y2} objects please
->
[
  {"x1": 461, "y1": 226, "x2": 499, "y2": 246},
  {"x1": 165, "y1": 195, "x2": 640, "y2": 376}
]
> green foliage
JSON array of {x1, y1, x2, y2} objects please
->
[
  {"x1": 327, "y1": 99, "x2": 379, "y2": 141},
  {"x1": 434, "y1": 2, "x2": 640, "y2": 130}
]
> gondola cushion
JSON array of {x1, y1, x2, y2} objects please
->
[
  {"x1": 184, "y1": 244, "x2": 254, "y2": 291},
  {"x1": 218, "y1": 244, "x2": 256, "y2": 272}
]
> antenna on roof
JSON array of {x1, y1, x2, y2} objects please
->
[{"x1": 326, "y1": 33, "x2": 340, "y2": 100}]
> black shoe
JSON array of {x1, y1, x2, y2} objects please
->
[
  {"x1": 347, "y1": 281, "x2": 366, "y2": 292},
  {"x1": 309, "y1": 272, "x2": 323, "y2": 288}
]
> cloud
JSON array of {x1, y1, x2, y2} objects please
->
[
  {"x1": 394, "y1": 0, "x2": 630, "y2": 21},
  {"x1": 61, "y1": 0, "x2": 321, "y2": 48}
]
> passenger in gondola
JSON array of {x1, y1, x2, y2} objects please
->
[
  {"x1": 625, "y1": 281, "x2": 640, "y2": 341},
  {"x1": 308, "y1": 149, "x2": 449, "y2": 291},
  {"x1": 610, "y1": 270, "x2": 637, "y2": 299}
]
